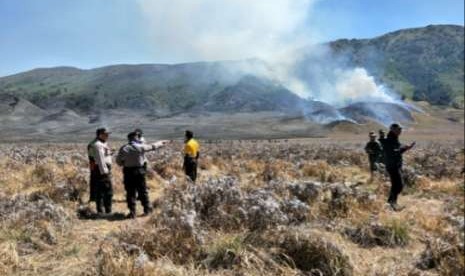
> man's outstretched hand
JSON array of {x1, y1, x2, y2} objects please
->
[
  {"x1": 406, "y1": 141, "x2": 416, "y2": 151},
  {"x1": 153, "y1": 140, "x2": 170, "y2": 149}
]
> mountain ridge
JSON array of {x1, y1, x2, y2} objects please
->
[{"x1": 1, "y1": 24, "x2": 463, "y2": 112}]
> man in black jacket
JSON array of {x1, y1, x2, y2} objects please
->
[{"x1": 383, "y1": 123, "x2": 415, "y2": 211}]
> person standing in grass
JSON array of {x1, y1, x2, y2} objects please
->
[
  {"x1": 365, "y1": 131, "x2": 383, "y2": 180},
  {"x1": 116, "y1": 132, "x2": 168, "y2": 218},
  {"x1": 183, "y1": 130, "x2": 200, "y2": 182},
  {"x1": 91, "y1": 128, "x2": 114, "y2": 214},
  {"x1": 383, "y1": 123, "x2": 415, "y2": 211}
]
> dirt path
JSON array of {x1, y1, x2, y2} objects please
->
[{"x1": 20, "y1": 193, "x2": 157, "y2": 276}]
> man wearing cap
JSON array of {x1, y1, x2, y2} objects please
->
[
  {"x1": 116, "y1": 132, "x2": 168, "y2": 218},
  {"x1": 183, "y1": 130, "x2": 200, "y2": 182},
  {"x1": 383, "y1": 123, "x2": 415, "y2": 211},
  {"x1": 90, "y1": 128, "x2": 113, "y2": 214},
  {"x1": 365, "y1": 131, "x2": 383, "y2": 180}
]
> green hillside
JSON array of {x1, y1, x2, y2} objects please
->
[
  {"x1": 0, "y1": 25, "x2": 463, "y2": 112},
  {"x1": 330, "y1": 24, "x2": 464, "y2": 107}
]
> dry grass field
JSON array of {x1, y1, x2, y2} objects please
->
[{"x1": 0, "y1": 138, "x2": 463, "y2": 275}]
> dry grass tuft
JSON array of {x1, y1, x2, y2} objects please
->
[
  {"x1": 417, "y1": 237, "x2": 465, "y2": 275},
  {"x1": 345, "y1": 218, "x2": 410, "y2": 248},
  {"x1": 259, "y1": 227, "x2": 354, "y2": 276}
]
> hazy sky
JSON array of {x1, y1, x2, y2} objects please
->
[{"x1": 0, "y1": 0, "x2": 463, "y2": 76}]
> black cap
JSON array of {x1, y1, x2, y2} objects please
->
[
  {"x1": 127, "y1": 131, "x2": 138, "y2": 141},
  {"x1": 134, "y1": 128, "x2": 143, "y2": 135},
  {"x1": 185, "y1": 130, "x2": 194, "y2": 139},
  {"x1": 390, "y1": 123, "x2": 402, "y2": 130},
  {"x1": 96, "y1": 128, "x2": 110, "y2": 136}
]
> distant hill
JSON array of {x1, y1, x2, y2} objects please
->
[
  {"x1": 0, "y1": 24, "x2": 462, "y2": 115},
  {"x1": 330, "y1": 24, "x2": 464, "y2": 107}
]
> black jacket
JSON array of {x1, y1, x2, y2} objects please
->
[{"x1": 382, "y1": 131, "x2": 408, "y2": 169}]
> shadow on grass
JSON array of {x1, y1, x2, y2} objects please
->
[{"x1": 77, "y1": 206, "x2": 128, "y2": 221}]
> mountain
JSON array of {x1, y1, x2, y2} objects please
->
[
  {"x1": 0, "y1": 25, "x2": 463, "y2": 114},
  {"x1": 0, "y1": 25, "x2": 463, "y2": 140},
  {"x1": 330, "y1": 24, "x2": 464, "y2": 107},
  {"x1": 1, "y1": 25, "x2": 463, "y2": 113}
]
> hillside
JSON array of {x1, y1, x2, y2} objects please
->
[
  {"x1": 0, "y1": 25, "x2": 463, "y2": 114},
  {"x1": 330, "y1": 24, "x2": 464, "y2": 107}
]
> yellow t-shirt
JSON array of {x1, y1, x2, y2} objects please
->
[{"x1": 184, "y1": 139, "x2": 200, "y2": 158}]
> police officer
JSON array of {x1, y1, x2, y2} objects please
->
[
  {"x1": 90, "y1": 128, "x2": 113, "y2": 214},
  {"x1": 365, "y1": 131, "x2": 383, "y2": 179},
  {"x1": 116, "y1": 132, "x2": 168, "y2": 218},
  {"x1": 183, "y1": 130, "x2": 200, "y2": 182},
  {"x1": 383, "y1": 123, "x2": 415, "y2": 211}
]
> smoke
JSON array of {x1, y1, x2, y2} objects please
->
[
  {"x1": 136, "y1": 0, "x2": 399, "y2": 107},
  {"x1": 137, "y1": 0, "x2": 315, "y2": 62}
]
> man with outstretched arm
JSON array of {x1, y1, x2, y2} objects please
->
[
  {"x1": 116, "y1": 132, "x2": 168, "y2": 218},
  {"x1": 383, "y1": 123, "x2": 415, "y2": 211}
]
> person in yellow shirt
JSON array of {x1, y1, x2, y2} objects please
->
[{"x1": 183, "y1": 130, "x2": 200, "y2": 182}]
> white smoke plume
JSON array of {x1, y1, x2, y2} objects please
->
[
  {"x1": 137, "y1": 0, "x2": 315, "y2": 62},
  {"x1": 137, "y1": 0, "x2": 398, "y2": 106}
]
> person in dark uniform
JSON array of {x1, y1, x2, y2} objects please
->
[
  {"x1": 383, "y1": 123, "x2": 415, "y2": 211},
  {"x1": 378, "y1": 129, "x2": 387, "y2": 164},
  {"x1": 116, "y1": 132, "x2": 167, "y2": 218},
  {"x1": 365, "y1": 131, "x2": 383, "y2": 179},
  {"x1": 183, "y1": 130, "x2": 200, "y2": 182},
  {"x1": 90, "y1": 128, "x2": 113, "y2": 214}
]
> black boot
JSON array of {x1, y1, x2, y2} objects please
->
[
  {"x1": 96, "y1": 199, "x2": 104, "y2": 214},
  {"x1": 143, "y1": 207, "x2": 153, "y2": 216},
  {"x1": 126, "y1": 211, "x2": 136, "y2": 219},
  {"x1": 389, "y1": 202, "x2": 405, "y2": 212}
]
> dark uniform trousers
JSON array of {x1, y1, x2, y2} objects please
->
[
  {"x1": 387, "y1": 166, "x2": 403, "y2": 204},
  {"x1": 94, "y1": 168, "x2": 113, "y2": 213},
  {"x1": 89, "y1": 169, "x2": 98, "y2": 202},
  {"x1": 368, "y1": 155, "x2": 379, "y2": 172},
  {"x1": 184, "y1": 156, "x2": 198, "y2": 182},
  {"x1": 123, "y1": 167, "x2": 150, "y2": 214}
]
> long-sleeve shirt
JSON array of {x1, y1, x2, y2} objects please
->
[
  {"x1": 365, "y1": 141, "x2": 382, "y2": 156},
  {"x1": 93, "y1": 140, "x2": 112, "y2": 175},
  {"x1": 382, "y1": 132, "x2": 409, "y2": 169},
  {"x1": 116, "y1": 142, "x2": 160, "y2": 168}
]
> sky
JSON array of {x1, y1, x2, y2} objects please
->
[{"x1": 0, "y1": 0, "x2": 463, "y2": 77}]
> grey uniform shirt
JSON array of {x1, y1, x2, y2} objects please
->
[{"x1": 116, "y1": 142, "x2": 157, "y2": 168}]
